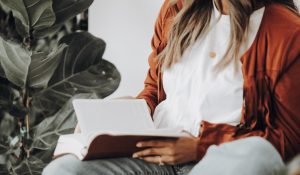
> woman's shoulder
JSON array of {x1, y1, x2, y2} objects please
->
[
  {"x1": 154, "y1": 0, "x2": 182, "y2": 43},
  {"x1": 158, "y1": 0, "x2": 182, "y2": 20},
  {"x1": 263, "y1": 3, "x2": 300, "y2": 31},
  {"x1": 260, "y1": 3, "x2": 300, "y2": 52},
  {"x1": 259, "y1": 4, "x2": 300, "y2": 72}
]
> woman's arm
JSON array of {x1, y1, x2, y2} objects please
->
[
  {"x1": 133, "y1": 56, "x2": 300, "y2": 163},
  {"x1": 136, "y1": 0, "x2": 172, "y2": 115},
  {"x1": 134, "y1": 31, "x2": 300, "y2": 165},
  {"x1": 195, "y1": 27, "x2": 300, "y2": 161},
  {"x1": 195, "y1": 54, "x2": 300, "y2": 162}
]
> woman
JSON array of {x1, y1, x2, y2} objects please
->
[{"x1": 43, "y1": 0, "x2": 300, "y2": 174}]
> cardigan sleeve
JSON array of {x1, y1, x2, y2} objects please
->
[
  {"x1": 196, "y1": 30, "x2": 300, "y2": 162},
  {"x1": 136, "y1": 0, "x2": 170, "y2": 115}
]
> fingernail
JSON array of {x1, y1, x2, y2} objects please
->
[
  {"x1": 132, "y1": 154, "x2": 138, "y2": 158},
  {"x1": 136, "y1": 143, "x2": 142, "y2": 147}
]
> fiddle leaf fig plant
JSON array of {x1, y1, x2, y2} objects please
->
[
  {"x1": 0, "y1": 0, "x2": 121, "y2": 174},
  {"x1": 0, "y1": 0, "x2": 94, "y2": 38},
  {"x1": 0, "y1": 0, "x2": 56, "y2": 38},
  {"x1": 0, "y1": 37, "x2": 31, "y2": 87}
]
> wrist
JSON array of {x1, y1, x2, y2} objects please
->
[
  {"x1": 192, "y1": 137, "x2": 201, "y2": 161},
  {"x1": 195, "y1": 137, "x2": 203, "y2": 161}
]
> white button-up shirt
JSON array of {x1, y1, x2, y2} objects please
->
[{"x1": 153, "y1": 3, "x2": 265, "y2": 136}]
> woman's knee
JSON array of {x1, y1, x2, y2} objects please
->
[
  {"x1": 42, "y1": 155, "x2": 83, "y2": 175},
  {"x1": 220, "y1": 137, "x2": 284, "y2": 169},
  {"x1": 189, "y1": 137, "x2": 284, "y2": 175},
  {"x1": 43, "y1": 155, "x2": 175, "y2": 175}
]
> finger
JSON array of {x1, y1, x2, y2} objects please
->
[
  {"x1": 142, "y1": 156, "x2": 162, "y2": 164},
  {"x1": 136, "y1": 140, "x2": 175, "y2": 148},
  {"x1": 133, "y1": 148, "x2": 161, "y2": 158},
  {"x1": 133, "y1": 147, "x2": 173, "y2": 158}
]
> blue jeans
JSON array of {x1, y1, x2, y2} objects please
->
[
  {"x1": 43, "y1": 137, "x2": 284, "y2": 175},
  {"x1": 43, "y1": 155, "x2": 194, "y2": 175}
]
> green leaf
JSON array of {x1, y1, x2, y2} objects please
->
[
  {"x1": 0, "y1": 66, "x2": 5, "y2": 79},
  {"x1": 53, "y1": 32, "x2": 106, "y2": 80},
  {"x1": 34, "y1": 0, "x2": 93, "y2": 38},
  {"x1": 0, "y1": 4, "x2": 23, "y2": 42},
  {"x1": 0, "y1": 112, "x2": 16, "y2": 139},
  {"x1": 0, "y1": 37, "x2": 68, "y2": 89},
  {"x1": 0, "y1": 143, "x2": 8, "y2": 155},
  {"x1": 0, "y1": 0, "x2": 29, "y2": 35},
  {"x1": 32, "y1": 59, "x2": 121, "y2": 116},
  {"x1": 0, "y1": 164, "x2": 9, "y2": 175},
  {"x1": 11, "y1": 156, "x2": 45, "y2": 175},
  {"x1": 0, "y1": 0, "x2": 55, "y2": 38},
  {"x1": 0, "y1": 1, "x2": 10, "y2": 13},
  {"x1": 0, "y1": 37, "x2": 31, "y2": 87},
  {"x1": 28, "y1": 44, "x2": 67, "y2": 88},
  {"x1": 31, "y1": 32, "x2": 121, "y2": 116},
  {"x1": 0, "y1": 84, "x2": 14, "y2": 111},
  {"x1": 31, "y1": 93, "x2": 96, "y2": 151},
  {"x1": 52, "y1": 0, "x2": 93, "y2": 26}
]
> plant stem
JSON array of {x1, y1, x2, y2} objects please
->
[
  {"x1": 22, "y1": 88, "x2": 30, "y2": 139},
  {"x1": 26, "y1": 114, "x2": 29, "y2": 139},
  {"x1": 23, "y1": 32, "x2": 32, "y2": 140}
]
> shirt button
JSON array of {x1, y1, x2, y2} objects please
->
[{"x1": 209, "y1": 51, "x2": 216, "y2": 59}]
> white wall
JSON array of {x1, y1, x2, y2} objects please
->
[{"x1": 89, "y1": 0, "x2": 163, "y2": 98}]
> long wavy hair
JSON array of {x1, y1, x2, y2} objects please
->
[{"x1": 159, "y1": 0, "x2": 299, "y2": 71}]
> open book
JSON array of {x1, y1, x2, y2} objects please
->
[{"x1": 53, "y1": 99, "x2": 188, "y2": 160}]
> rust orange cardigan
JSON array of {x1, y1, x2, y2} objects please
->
[{"x1": 137, "y1": 0, "x2": 300, "y2": 162}]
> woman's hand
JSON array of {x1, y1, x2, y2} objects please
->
[{"x1": 132, "y1": 137, "x2": 200, "y2": 165}]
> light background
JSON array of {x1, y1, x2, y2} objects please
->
[
  {"x1": 89, "y1": 0, "x2": 164, "y2": 98},
  {"x1": 89, "y1": 0, "x2": 300, "y2": 98}
]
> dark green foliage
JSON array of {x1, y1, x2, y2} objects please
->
[
  {"x1": 34, "y1": 0, "x2": 93, "y2": 38},
  {"x1": 0, "y1": 0, "x2": 121, "y2": 174}
]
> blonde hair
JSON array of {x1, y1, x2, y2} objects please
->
[{"x1": 159, "y1": 0, "x2": 299, "y2": 72}]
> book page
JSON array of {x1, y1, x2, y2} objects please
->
[
  {"x1": 53, "y1": 134, "x2": 86, "y2": 160},
  {"x1": 73, "y1": 99, "x2": 155, "y2": 135}
]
